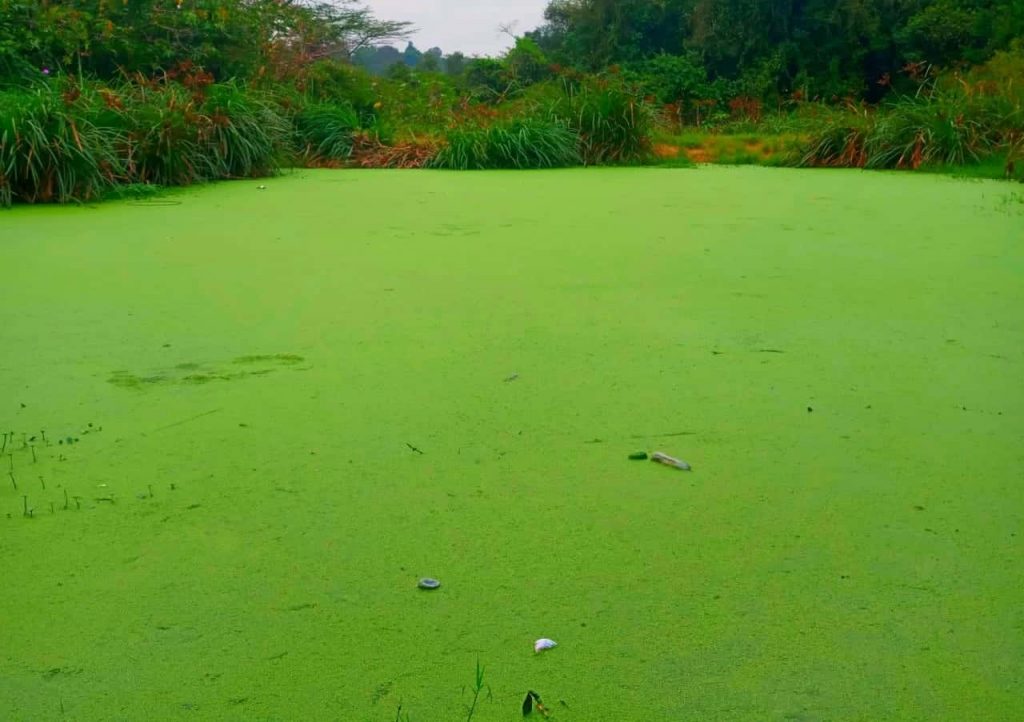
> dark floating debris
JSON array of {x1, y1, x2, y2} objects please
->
[
  {"x1": 523, "y1": 690, "x2": 550, "y2": 717},
  {"x1": 417, "y1": 578, "x2": 441, "y2": 590},
  {"x1": 628, "y1": 451, "x2": 649, "y2": 461}
]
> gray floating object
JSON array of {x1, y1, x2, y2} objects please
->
[
  {"x1": 651, "y1": 451, "x2": 692, "y2": 471},
  {"x1": 418, "y1": 578, "x2": 441, "y2": 590}
]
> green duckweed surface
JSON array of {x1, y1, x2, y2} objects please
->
[{"x1": 1, "y1": 168, "x2": 1022, "y2": 721}]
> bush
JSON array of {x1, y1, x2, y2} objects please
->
[
  {"x1": 0, "y1": 84, "x2": 121, "y2": 205},
  {"x1": 292, "y1": 101, "x2": 361, "y2": 164},
  {"x1": 431, "y1": 118, "x2": 580, "y2": 169},
  {"x1": 203, "y1": 82, "x2": 287, "y2": 179},
  {"x1": 0, "y1": 77, "x2": 287, "y2": 206},
  {"x1": 118, "y1": 81, "x2": 286, "y2": 185},
  {"x1": 548, "y1": 76, "x2": 653, "y2": 164}
]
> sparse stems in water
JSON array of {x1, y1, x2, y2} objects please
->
[
  {"x1": 9, "y1": 472, "x2": 16, "y2": 490},
  {"x1": 64, "y1": 489, "x2": 69, "y2": 510},
  {"x1": 22, "y1": 495, "x2": 28, "y2": 517},
  {"x1": 39, "y1": 476, "x2": 45, "y2": 490},
  {"x1": 73, "y1": 496, "x2": 81, "y2": 510},
  {"x1": 41, "y1": 430, "x2": 47, "y2": 444},
  {"x1": 148, "y1": 484, "x2": 153, "y2": 498},
  {"x1": 465, "y1": 660, "x2": 486, "y2": 722},
  {"x1": 50, "y1": 502, "x2": 55, "y2": 514},
  {"x1": 0, "y1": 432, "x2": 6, "y2": 454},
  {"x1": 30, "y1": 446, "x2": 36, "y2": 463}
]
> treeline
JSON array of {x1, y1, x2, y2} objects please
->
[
  {"x1": 353, "y1": 43, "x2": 469, "y2": 77},
  {"x1": 0, "y1": 0, "x2": 411, "y2": 83},
  {"x1": 527, "y1": 0, "x2": 1024, "y2": 102},
  {"x1": 1, "y1": 0, "x2": 1021, "y2": 206}
]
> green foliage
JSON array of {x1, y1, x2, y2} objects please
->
[
  {"x1": 800, "y1": 46, "x2": 1023, "y2": 170},
  {"x1": 0, "y1": 83, "x2": 120, "y2": 205},
  {"x1": 298, "y1": 61, "x2": 378, "y2": 121},
  {"x1": 430, "y1": 118, "x2": 580, "y2": 170},
  {"x1": 293, "y1": 101, "x2": 361, "y2": 163},
  {"x1": 0, "y1": 0, "x2": 410, "y2": 83},
  {"x1": 465, "y1": 59, "x2": 510, "y2": 101},
  {"x1": 626, "y1": 53, "x2": 709, "y2": 105},
  {"x1": 549, "y1": 75, "x2": 653, "y2": 164},
  {"x1": 505, "y1": 37, "x2": 552, "y2": 85},
  {"x1": 119, "y1": 82, "x2": 284, "y2": 185},
  {"x1": 530, "y1": 0, "x2": 1024, "y2": 104},
  {"x1": 203, "y1": 82, "x2": 287, "y2": 178},
  {"x1": 0, "y1": 76, "x2": 285, "y2": 206}
]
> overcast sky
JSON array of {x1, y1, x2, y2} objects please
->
[{"x1": 364, "y1": 0, "x2": 549, "y2": 57}]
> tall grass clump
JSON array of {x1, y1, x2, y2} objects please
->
[
  {"x1": 801, "y1": 47, "x2": 1024, "y2": 171},
  {"x1": 292, "y1": 101, "x2": 361, "y2": 165},
  {"x1": 800, "y1": 96, "x2": 995, "y2": 169},
  {"x1": 119, "y1": 81, "x2": 286, "y2": 185},
  {"x1": 203, "y1": 82, "x2": 288, "y2": 178},
  {"x1": 549, "y1": 76, "x2": 653, "y2": 164},
  {"x1": 430, "y1": 118, "x2": 580, "y2": 169},
  {"x1": 0, "y1": 76, "x2": 289, "y2": 206},
  {"x1": 0, "y1": 84, "x2": 121, "y2": 206}
]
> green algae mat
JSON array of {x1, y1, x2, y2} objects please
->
[{"x1": 1, "y1": 168, "x2": 1022, "y2": 721}]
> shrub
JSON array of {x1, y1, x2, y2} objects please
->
[
  {"x1": 292, "y1": 101, "x2": 361, "y2": 164},
  {"x1": 548, "y1": 76, "x2": 653, "y2": 164},
  {"x1": 431, "y1": 118, "x2": 580, "y2": 170},
  {"x1": 203, "y1": 82, "x2": 287, "y2": 178},
  {"x1": 0, "y1": 77, "x2": 288, "y2": 206},
  {"x1": 0, "y1": 84, "x2": 121, "y2": 205}
]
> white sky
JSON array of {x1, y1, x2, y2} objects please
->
[{"x1": 364, "y1": 0, "x2": 549, "y2": 56}]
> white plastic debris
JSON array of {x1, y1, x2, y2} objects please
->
[
  {"x1": 651, "y1": 451, "x2": 692, "y2": 471},
  {"x1": 534, "y1": 638, "x2": 557, "y2": 653}
]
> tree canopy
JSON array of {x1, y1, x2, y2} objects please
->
[
  {"x1": 0, "y1": 0, "x2": 411, "y2": 81},
  {"x1": 526, "y1": 0, "x2": 1024, "y2": 101}
]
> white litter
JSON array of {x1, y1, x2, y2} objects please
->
[{"x1": 534, "y1": 638, "x2": 557, "y2": 653}]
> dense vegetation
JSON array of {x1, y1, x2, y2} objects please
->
[{"x1": 0, "y1": 0, "x2": 1021, "y2": 205}]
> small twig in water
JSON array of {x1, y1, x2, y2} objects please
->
[
  {"x1": 30, "y1": 445, "x2": 36, "y2": 463},
  {"x1": 8, "y1": 472, "x2": 16, "y2": 490},
  {"x1": 39, "y1": 475, "x2": 45, "y2": 490},
  {"x1": 406, "y1": 443, "x2": 424, "y2": 455}
]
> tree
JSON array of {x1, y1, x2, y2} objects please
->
[
  {"x1": 402, "y1": 41, "x2": 422, "y2": 67},
  {"x1": 504, "y1": 36, "x2": 551, "y2": 84},
  {"x1": 0, "y1": 0, "x2": 413, "y2": 81},
  {"x1": 445, "y1": 51, "x2": 467, "y2": 76},
  {"x1": 420, "y1": 47, "x2": 443, "y2": 72},
  {"x1": 465, "y1": 57, "x2": 508, "y2": 100}
]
